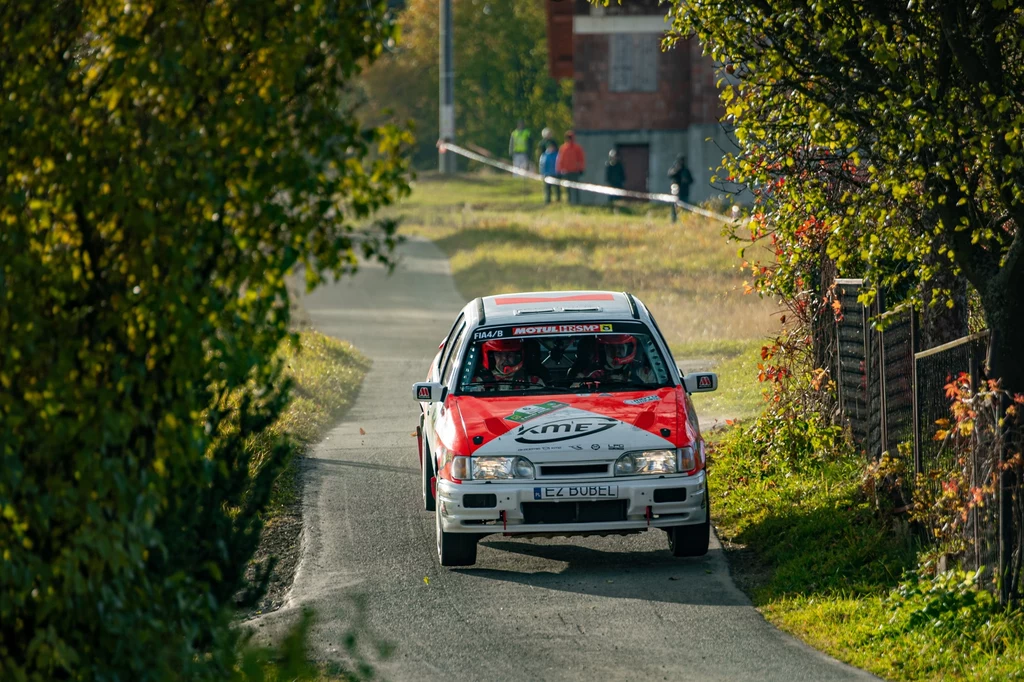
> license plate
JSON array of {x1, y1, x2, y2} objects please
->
[{"x1": 533, "y1": 485, "x2": 618, "y2": 500}]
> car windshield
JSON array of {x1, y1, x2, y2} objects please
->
[{"x1": 457, "y1": 323, "x2": 673, "y2": 396}]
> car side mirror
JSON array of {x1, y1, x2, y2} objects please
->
[
  {"x1": 683, "y1": 372, "x2": 718, "y2": 393},
  {"x1": 413, "y1": 381, "x2": 445, "y2": 402}
]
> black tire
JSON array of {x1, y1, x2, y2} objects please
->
[
  {"x1": 422, "y1": 434, "x2": 436, "y2": 512},
  {"x1": 668, "y1": 481, "x2": 710, "y2": 557},
  {"x1": 436, "y1": 506, "x2": 477, "y2": 567}
]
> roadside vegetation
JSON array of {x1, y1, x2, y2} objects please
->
[
  {"x1": 241, "y1": 331, "x2": 369, "y2": 618},
  {"x1": 2, "y1": 2, "x2": 408, "y2": 680},
  {"x1": 710, "y1": 421, "x2": 1024, "y2": 681},
  {"x1": 661, "y1": 1, "x2": 1024, "y2": 679},
  {"x1": 396, "y1": 172, "x2": 774, "y2": 420},
  {"x1": 257, "y1": 331, "x2": 370, "y2": 516}
]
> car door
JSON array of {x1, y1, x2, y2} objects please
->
[{"x1": 425, "y1": 317, "x2": 466, "y2": 465}]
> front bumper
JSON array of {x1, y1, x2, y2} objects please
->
[{"x1": 436, "y1": 471, "x2": 707, "y2": 535}]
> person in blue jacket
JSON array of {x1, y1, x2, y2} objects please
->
[{"x1": 538, "y1": 140, "x2": 561, "y2": 204}]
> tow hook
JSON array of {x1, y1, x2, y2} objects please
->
[
  {"x1": 645, "y1": 505, "x2": 652, "y2": 527},
  {"x1": 501, "y1": 510, "x2": 507, "y2": 530}
]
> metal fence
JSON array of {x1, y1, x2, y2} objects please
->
[
  {"x1": 913, "y1": 332, "x2": 989, "y2": 478},
  {"x1": 823, "y1": 280, "x2": 1018, "y2": 600},
  {"x1": 833, "y1": 280, "x2": 915, "y2": 465},
  {"x1": 912, "y1": 332, "x2": 1001, "y2": 582}
]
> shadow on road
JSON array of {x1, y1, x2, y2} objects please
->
[
  {"x1": 305, "y1": 457, "x2": 418, "y2": 476},
  {"x1": 460, "y1": 539, "x2": 747, "y2": 607}
]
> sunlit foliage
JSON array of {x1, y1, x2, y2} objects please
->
[
  {"x1": 666, "y1": 0, "x2": 1024, "y2": 392},
  {"x1": 0, "y1": 1, "x2": 410, "y2": 679}
]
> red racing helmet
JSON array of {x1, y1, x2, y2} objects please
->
[
  {"x1": 597, "y1": 334, "x2": 637, "y2": 367},
  {"x1": 481, "y1": 338, "x2": 524, "y2": 375}
]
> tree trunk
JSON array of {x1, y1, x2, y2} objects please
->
[
  {"x1": 919, "y1": 257, "x2": 969, "y2": 351},
  {"x1": 982, "y1": 277, "x2": 1024, "y2": 397}
]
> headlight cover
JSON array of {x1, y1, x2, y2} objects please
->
[
  {"x1": 469, "y1": 456, "x2": 534, "y2": 480},
  {"x1": 615, "y1": 449, "x2": 677, "y2": 475}
]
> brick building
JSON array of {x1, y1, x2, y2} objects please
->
[{"x1": 545, "y1": 0, "x2": 734, "y2": 204}]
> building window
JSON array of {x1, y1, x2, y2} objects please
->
[{"x1": 609, "y1": 33, "x2": 658, "y2": 92}]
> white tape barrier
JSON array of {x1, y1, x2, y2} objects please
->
[{"x1": 438, "y1": 141, "x2": 740, "y2": 225}]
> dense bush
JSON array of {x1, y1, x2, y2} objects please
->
[{"x1": 0, "y1": 2, "x2": 410, "y2": 679}]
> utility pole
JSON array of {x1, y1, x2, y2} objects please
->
[{"x1": 438, "y1": 0, "x2": 456, "y2": 174}]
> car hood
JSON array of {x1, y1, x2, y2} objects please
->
[{"x1": 447, "y1": 387, "x2": 692, "y2": 461}]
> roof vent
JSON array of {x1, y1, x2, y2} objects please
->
[
  {"x1": 560, "y1": 306, "x2": 603, "y2": 313},
  {"x1": 513, "y1": 308, "x2": 557, "y2": 316}
]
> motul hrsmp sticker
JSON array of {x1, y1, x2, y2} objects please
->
[{"x1": 511, "y1": 323, "x2": 613, "y2": 336}]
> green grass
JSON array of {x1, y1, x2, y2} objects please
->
[
  {"x1": 255, "y1": 330, "x2": 371, "y2": 518},
  {"x1": 673, "y1": 339, "x2": 765, "y2": 421},
  {"x1": 394, "y1": 172, "x2": 776, "y2": 417},
  {"x1": 710, "y1": 426, "x2": 1024, "y2": 681},
  {"x1": 248, "y1": 332, "x2": 371, "y2": 681}
]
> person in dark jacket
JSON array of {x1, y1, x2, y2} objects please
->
[
  {"x1": 605, "y1": 149, "x2": 626, "y2": 205},
  {"x1": 668, "y1": 154, "x2": 694, "y2": 222},
  {"x1": 536, "y1": 127, "x2": 556, "y2": 159}
]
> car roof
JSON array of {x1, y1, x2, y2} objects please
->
[{"x1": 475, "y1": 290, "x2": 641, "y2": 327}]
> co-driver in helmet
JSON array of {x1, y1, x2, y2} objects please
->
[
  {"x1": 574, "y1": 334, "x2": 655, "y2": 386},
  {"x1": 471, "y1": 338, "x2": 546, "y2": 390}
]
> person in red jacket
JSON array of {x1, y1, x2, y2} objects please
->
[{"x1": 555, "y1": 130, "x2": 586, "y2": 205}]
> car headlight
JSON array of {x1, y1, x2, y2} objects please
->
[
  {"x1": 469, "y1": 456, "x2": 534, "y2": 480},
  {"x1": 615, "y1": 449, "x2": 677, "y2": 475}
]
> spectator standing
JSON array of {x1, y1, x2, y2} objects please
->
[
  {"x1": 509, "y1": 119, "x2": 531, "y2": 171},
  {"x1": 605, "y1": 149, "x2": 626, "y2": 205},
  {"x1": 556, "y1": 130, "x2": 586, "y2": 205},
  {"x1": 537, "y1": 127, "x2": 556, "y2": 159},
  {"x1": 667, "y1": 154, "x2": 694, "y2": 223},
  {"x1": 539, "y1": 140, "x2": 561, "y2": 204}
]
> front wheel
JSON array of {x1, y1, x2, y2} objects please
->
[
  {"x1": 668, "y1": 483, "x2": 710, "y2": 557},
  {"x1": 436, "y1": 506, "x2": 477, "y2": 567}
]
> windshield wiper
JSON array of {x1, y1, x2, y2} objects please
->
[{"x1": 606, "y1": 382, "x2": 664, "y2": 391}]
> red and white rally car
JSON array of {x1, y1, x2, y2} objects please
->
[{"x1": 413, "y1": 291, "x2": 717, "y2": 566}]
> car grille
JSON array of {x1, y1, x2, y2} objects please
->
[
  {"x1": 537, "y1": 463, "x2": 611, "y2": 478},
  {"x1": 521, "y1": 500, "x2": 628, "y2": 524}
]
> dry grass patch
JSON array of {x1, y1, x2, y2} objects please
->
[
  {"x1": 256, "y1": 331, "x2": 370, "y2": 516},
  {"x1": 397, "y1": 173, "x2": 776, "y2": 347},
  {"x1": 394, "y1": 172, "x2": 775, "y2": 416}
]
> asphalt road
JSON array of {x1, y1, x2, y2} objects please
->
[{"x1": 251, "y1": 238, "x2": 877, "y2": 682}]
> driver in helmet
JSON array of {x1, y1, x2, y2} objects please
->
[
  {"x1": 471, "y1": 338, "x2": 546, "y2": 389},
  {"x1": 574, "y1": 334, "x2": 655, "y2": 385}
]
